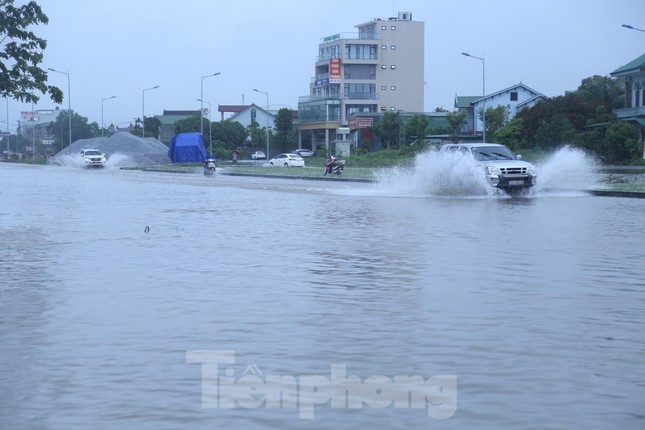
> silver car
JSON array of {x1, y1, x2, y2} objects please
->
[{"x1": 440, "y1": 143, "x2": 536, "y2": 191}]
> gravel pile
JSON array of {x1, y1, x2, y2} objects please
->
[{"x1": 54, "y1": 132, "x2": 171, "y2": 166}]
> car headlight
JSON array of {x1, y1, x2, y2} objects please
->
[
  {"x1": 486, "y1": 166, "x2": 500, "y2": 175},
  {"x1": 528, "y1": 165, "x2": 536, "y2": 175}
]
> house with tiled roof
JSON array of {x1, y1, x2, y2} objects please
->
[{"x1": 455, "y1": 83, "x2": 546, "y2": 137}]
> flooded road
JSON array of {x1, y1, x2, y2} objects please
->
[{"x1": 1, "y1": 159, "x2": 644, "y2": 429}]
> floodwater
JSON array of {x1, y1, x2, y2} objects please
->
[{"x1": 1, "y1": 149, "x2": 644, "y2": 430}]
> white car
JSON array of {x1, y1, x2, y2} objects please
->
[
  {"x1": 440, "y1": 143, "x2": 536, "y2": 191},
  {"x1": 79, "y1": 149, "x2": 107, "y2": 168},
  {"x1": 251, "y1": 151, "x2": 266, "y2": 160},
  {"x1": 268, "y1": 153, "x2": 305, "y2": 167},
  {"x1": 293, "y1": 148, "x2": 314, "y2": 157}
]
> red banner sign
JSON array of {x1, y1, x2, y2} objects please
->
[{"x1": 329, "y1": 58, "x2": 341, "y2": 83}]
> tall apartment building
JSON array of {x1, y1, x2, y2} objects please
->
[{"x1": 297, "y1": 11, "x2": 424, "y2": 150}]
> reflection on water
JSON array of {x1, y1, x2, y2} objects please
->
[{"x1": 0, "y1": 163, "x2": 644, "y2": 430}]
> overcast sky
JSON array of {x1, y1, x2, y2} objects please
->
[{"x1": 4, "y1": 0, "x2": 644, "y2": 131}]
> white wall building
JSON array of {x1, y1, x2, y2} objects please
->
[
  {"x1": 455, "y1": 83, "x2": 546, "y2": 137},
  {"x1": 297, "y1": 11, "x2": 424, "y2": 150}
]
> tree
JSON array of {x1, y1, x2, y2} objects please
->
[
  {"x1": 48, "y1": 110, "x2": 99, "y2": 148},
  {"x1": 446, "y1": 110, "x2": 466, "y2": 143},
  {"x1": 0, "y1": 0, "x2": 63, "y2": 104},
  {"x1": 405, "y1": 113, "x2": 429, "y2": 144},
  {"x1": 575, "y1": 75, "x2": 624, "y2": 109},
  {"x1": 483, "y1": 105, "x2": 509, "y2": 141},
  {"x1": 211, "y1": 120, "x2": 248, "y2": 150},
  {"x1": 602, "y1": 121, "x2": 640, "y2": 163},
  {"x1": 274, "y1": 108, "x2": 296, "y2": 151},
  {"x1": 371, "y1": 111, "x2": 400, "y2": 149},
  {"x1": 246, "y1": 122, "x2": 265, "y2": 148},
  {"x1": 494, "y1": 117, "x2": 525, "y2": 150},
  {"x1": 173, "y1": 115, "x2": 200, "y2": 135}
]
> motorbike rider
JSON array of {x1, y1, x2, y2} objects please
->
[{"x1": 324, "y1": 155, "x2": 336, "y2": 176}]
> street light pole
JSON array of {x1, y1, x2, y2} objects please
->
[
  {"x1": 461, "y1": 52, "x2": 486, "y2": 142},
  {"x1": 101, "y1": 96, "x2": 116, "y2": 137},
  {"x1": 47, "y1": 68, "x2": 71, "y2": 149},
  {"x1": 197, "y1": 98, "x2": 212, "y2": 155},
  {"x1": 253, "y1": 88, "x2": 269, "y2": 160},
  {"x1": 142, "y1": 86, "x2": 159, "y2": 138},
  {"x1": 622, "y1": 24, "x2": 645, "y2": 32},
  {"x1": 201, "y1": 73, "x2": 221, "y2": 136}
]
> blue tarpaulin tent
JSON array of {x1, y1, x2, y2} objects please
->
[{"x1": 167, "y1": 132, "x2": 207, "y2": 163}]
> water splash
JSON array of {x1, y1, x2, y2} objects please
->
[
  {"x1": 375, "y1": 149, "x2": 497, "y2": 197},
  {"x1": 374, "y1": 145, "x2": 602, "y2": 198},
  {"x1": 533, "y1": 146, "x2": 601, "y2": 192},
  {"x1": 49, "y1": 152, "x2": 136, "y2": 169}
]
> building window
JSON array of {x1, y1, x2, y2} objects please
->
[
  {"x1": 382, "y1": 45, "x2": 386, "y2": 50},
  {"x1": 390, "y1": 107, "x2": 396, "y2": 111},
  {"x1": 251, "y1": 108, "x2": 257, "y2": 124},
  {"x1": 381, "y1": 25, "x2": 387, "y2": 30},
  {"x1": 510, "y1": 92, "x2": 518, "y2": 101},
  {"x1": 390, "y1": 86, "x2": 396, "y2": 90},
  {"x1": 381, "y1": 65, "x2": 387, "y2": 69},
  {"x1": 381, "y1": 86, "x2": 387, "y2": 90},
  {"x1": 381, "y1": 106, "x2": 387, "y2": 111},
  {"x1": 391, "y1": 45, "x2": 396, "y2": 50},
  {"x1": 391, "y1": 26, "x2": 396, "y2": 30},
  {"x1": 345, "y1": 44, "x2": 378, "y2": 60},
  {"x1": 390, "y1": 65, "x2": 396, "y2": 69}
]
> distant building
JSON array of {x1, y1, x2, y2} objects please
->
[
  {"x1": 297, "y1": 11, "x2": 424, "y2": 150},
  {"x1": 156, "y1": 110, "x2": 200, "y2": 145},
  {"x1": 610, "y1": 52, "x2": 645, "y2": 157},
  {"x1": 225, "y1": 104, "x2": 276, "y2": 129},
  {"x1": 455, "y1": 83, "x2": 546, "y2": 137}
]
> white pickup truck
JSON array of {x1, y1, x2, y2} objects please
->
[
  {"x1": 79, "y1": 149, "x2": 107, "y2": 168},
  {"x1": 440, "y1": 143, "x2": 537, "y2": 191}
]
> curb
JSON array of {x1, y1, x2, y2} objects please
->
[
  {"x1": 588, "y1": 189, "x2": 645, "y2": 199},
  {"x1": 219, "y1": 172, "x2": 375, "y2": 183}
]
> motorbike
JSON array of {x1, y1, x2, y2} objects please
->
[
  {"x1": 203, "y1": 158, "x2": 216, "y2": 176},
  {"x1": 324, "y1": 157, "x2": 345, "y2": 175}
]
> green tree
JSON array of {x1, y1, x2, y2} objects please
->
[
  {"x1": 246, "y1": 121, "x2": 265, "y2": 147},
  {"x1": 274, "y1": 108, "x2": 296, "y2": 151},
  {"x1": 405, "y1": 113, "x2": 429, "y2": 145},
  {"x1": 602, "y1": 121, "x2": 640, "y2": 163},
  {"x1": 446, "y1": 110, "x2": 467, "y2": 143},
  {"x1": 494, "y1": 117, "x2": 525, "y2": 150},
  {"x1": 575, "y1": 75, "x2": 624, "y2": 109},
  {"x1": 48, "y1": 110, "x2": 99, "y2": 148},
  {"x1": 484, "y1": 105, "x2": 510, "y2": 141},
  {"x1": 0, "y1": 0, "x2": 62, "y2": 104},
  {"x1": 212, "y1": 120, "x2": 248, "y2": 150},
  {"x1": 371, "y1": 111, "x2": 400, "y2": 149},
  {"x1": 173, "y1": 115, "x2": 201, "y2": 135}
]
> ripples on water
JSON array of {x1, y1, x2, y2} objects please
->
[{"x1": 0, "y1": 156, "x2": 643, "y2": 429}]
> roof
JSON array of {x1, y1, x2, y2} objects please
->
[
  {"x1": 162, "y1": 110, "x2": 200, "y2": 116},
  {"x1": 610, "y1": 53, "x2": 645, "y2": 77},
  {"x1": 218, "y1": 104, "x2": 252, "y2": 113},
  {"x1": 457, "y1": 83, "x2": 545, "y2": 107},
  {"x1": 455, "y1": 96, "x2": 479, "y2": 108},
  {"x1": 156, "y1": 114, "x2": 196, "y2": 125}
]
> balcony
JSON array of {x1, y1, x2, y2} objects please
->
[
  {"x1": 614, "y1": 106, "x2": 645, "y2": 119},
  {"x1": 299, "y1": 94, "x2": 342, "y2": 103}
]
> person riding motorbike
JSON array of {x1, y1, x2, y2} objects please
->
[{"x1": 324, "y1": 155, "x2": 336, "y2": 176}]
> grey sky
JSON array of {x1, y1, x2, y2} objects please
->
[{"x1": 4, "y1": 0, "x2": 645, "y2": 131}]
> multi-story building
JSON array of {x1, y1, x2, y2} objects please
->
[
  {"x1": 610, "y1": 53, "x2": 645, "y2": 158},
  {"x1": 297, "y1": 11, "x2": 424, "y2": 151}
]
